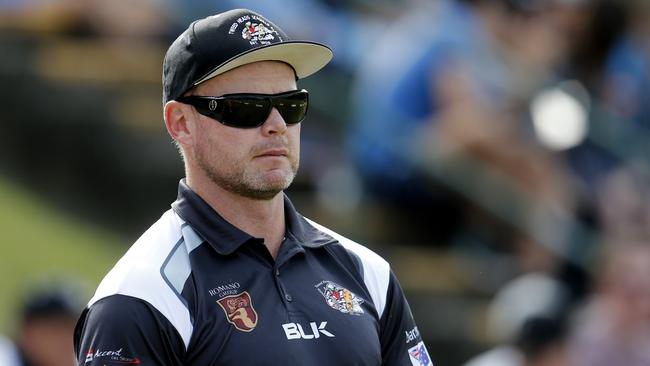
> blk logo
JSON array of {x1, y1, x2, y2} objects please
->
[{"x1": 282, "y1": 321, "x2": 335, "y2": 340}]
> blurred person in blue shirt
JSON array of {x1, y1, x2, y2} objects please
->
[
  {"x1": 347, "y1": 0, "x2": 570, "y2": 246},
  {"x1": 554, "y1": 0, "x2": 650, "y2": 191}
]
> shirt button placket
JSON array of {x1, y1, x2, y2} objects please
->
[{"x1": 274, "y1": 267, "x2": 293, "y2": 305}]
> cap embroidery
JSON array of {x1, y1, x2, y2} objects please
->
[
  {"x1": 245, "y1": 22, "x2": 274, "y2": 42},
  {"x1": 228, "y1": 14, "x2": 281, "y2": 45}
]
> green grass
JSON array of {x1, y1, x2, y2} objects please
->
[{"x1": 0, "y1": 177, "x2": 125, "y2": 334}]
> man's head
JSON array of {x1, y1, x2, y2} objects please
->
[
  {"x1": 162, "y1": 9, "x2": 331, "y2": 200},
  {"x1": 17, "y1": 288, "x2": 81, "y2": 366},
  {"x1": 162, "y1": 8, "x2": 332, "y2": 105}
]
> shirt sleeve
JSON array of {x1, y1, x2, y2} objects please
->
[
  {"x1": 74, "y1": 295, "x2": 186, "y2": 366},
  {"x1": 379, "y1": 271, "x2": 433, "y2": 366}
]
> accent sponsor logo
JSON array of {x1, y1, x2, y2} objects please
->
[
  {"x1": 406, "y1": 326, "x2": 420, "y2": 344},
  {"x1": 84, "y1": 347, "x2": 140, "y2": 364},
  {"x1": 315, "y1": 280, "x2": 364, "y2": 316},
  {"x1": 208, "y1": 282, "x2": 241, "y2": 298},
  {"x1": 217, "y1": 291, "x2": 258, "y2": 332},
  {"x1": 408, "y1": 341, "x2": 432, "y2": 366},
  {"x1": 282, "y1": 321, "x2": 335, "y2": 340}
]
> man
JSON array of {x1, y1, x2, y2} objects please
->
[
  {"x1": 74, "y1": 8, "x2": 431, "y2": 365},
  {"x1": 0, "y1": 288, "x2": 79, "y2": 366}
]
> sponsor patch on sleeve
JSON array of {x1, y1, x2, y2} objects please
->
[
  {"x1": 84, "y1": 347, "x2": 140, "y2": 364},
  {"x1": 408, "y1": 341, "x2": 432, "y2": 366}
]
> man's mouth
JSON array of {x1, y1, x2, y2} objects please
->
[{"x1": 256, "y1": 148, "x2": 288, "y2": 158}]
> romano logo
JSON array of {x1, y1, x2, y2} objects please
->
[
  {"x1": 208, "y1": 282, "x2": 241, "y2": 298},
  {"x1": 84, "y1": 347, "x2": 140, "y2": 364},
  {"x1": 217, "y1": 291, "x2": 258, "y2": 332}
]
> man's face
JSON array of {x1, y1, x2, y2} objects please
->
[
  {"x1": 187, "y1": 61, "x2": 300, "y2": 200},
  {"x1": 19, "y1": 316, "x2": 77, "y2": 366}
]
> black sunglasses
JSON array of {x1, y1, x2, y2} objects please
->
[{"x1": 176, "y1": 89, "x2": 309, "y2": 128}]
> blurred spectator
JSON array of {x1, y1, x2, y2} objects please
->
[
  {"x1": 0, "y1": 287, "x2": 81, "y2": 366},
  {"x1": 464, "y1": 273, "x2": 570, "y2": 366},
  {"x1": 595, "y1": 164, "x2": 650, "y2": 241},
  {"x1": 464, "y1": 317, "x2": 568, "y2": 366},
  {"x1": 600, "y1": 0, "x2": 650, "y2": 129},
  {"x1": 568, "y1": 240, "x2": 650, "y2": 366},
  {"x1": 516, "y1": 317, "x2": 569, "y2": 366},
  {"x1": 550, "y1": 0, "x2": 649, "y2": 128},
  {"x1": 553, "y1": 0, "x2": 650, "y2": 205},
  {"x1": 348, "y1": 0, "x2": 575, "y2": 250}
]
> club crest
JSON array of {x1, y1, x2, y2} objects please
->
[
  {"x1": 217, "y1": 291, "x2": 258, "y2": 332},
  {"x1": 315, "y1": 280, "x2": 364, "y2": 316}
]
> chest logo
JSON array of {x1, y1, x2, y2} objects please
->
[
  {"x1": 282, "y1": 321, "x2": 335, "y2": 340},
  {"x1": 315, "y1": 280, "x2": 364, "y2": 316},
  {"x1": 217, "y1": 291, "x2": 258, "y2": 332}
]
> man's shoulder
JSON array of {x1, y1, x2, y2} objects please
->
[
  {"x1": 84, "y1": 209, "x2": 196, "y2": 348},
  {"x1": 89, "y1": 209, "x2": 185, "y2": 306},
  {"x1": 303, "y1": 218, "x2": 392, "y2": 317},
  {"x1": 303, "y1": 217, "x2": 389, "y2": 271}
]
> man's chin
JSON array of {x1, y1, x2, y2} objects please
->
[
  {"x1": 237, "y1": 175, "x2": 294, "y2": 200},
  {"x1": 245, "y1": 189, "x2": 283, "y2": 201},
  {"x1": 234, "y1": 182, "x2": 286, "y2": 200}
]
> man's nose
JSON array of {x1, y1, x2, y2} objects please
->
[{"x1": 261, "y1": 108, "x2": 288, "y2": 135}]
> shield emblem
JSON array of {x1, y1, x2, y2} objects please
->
[
  {"x1": 315, "y1": 280, "x2": 364, "y2": 315},
  {"x1": 217, "y1": 291, "x2": 258, "y2": 332}
]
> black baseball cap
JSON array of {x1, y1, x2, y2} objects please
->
[
  {"x1": 21, "y1": 288, "x2": 81, "y2": 322},
  {"x1": 162, "y1": 8, "x2": 333, "y2": 104}
]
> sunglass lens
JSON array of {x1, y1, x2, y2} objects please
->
[
  {"x1": 221, "y1": 98, "x2": 270, "y2": 128},
  {"x1": 275, "y1": 92, "x2": 308, "y2": 124}
]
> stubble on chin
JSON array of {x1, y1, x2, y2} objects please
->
[{"x1": 196, "y1": 148, "x2": 299, "y2": 201}]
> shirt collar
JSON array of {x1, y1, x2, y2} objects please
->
[{"x1": 171, "y1": 179, "x2": 335, "y2": 255}]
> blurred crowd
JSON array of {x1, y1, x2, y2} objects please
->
[{"x1": 1, "y1": 0, "x2": 649, "y2": 364}]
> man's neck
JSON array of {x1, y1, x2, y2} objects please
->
[{"x1": 186, "y1": 176, "x2": 286, "y2": 259}]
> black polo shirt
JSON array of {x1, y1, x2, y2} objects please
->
[{"x1": 74, "y1": 180, "x2": 432, "y2": 365}]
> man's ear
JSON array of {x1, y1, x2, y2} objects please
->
[{"x1": 164, "y1": 101, "x2": 193, "y2": 146}]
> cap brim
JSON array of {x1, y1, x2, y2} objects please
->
[{"x1": 193, "y1": 41, "x2": 333, "y2": 85}]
